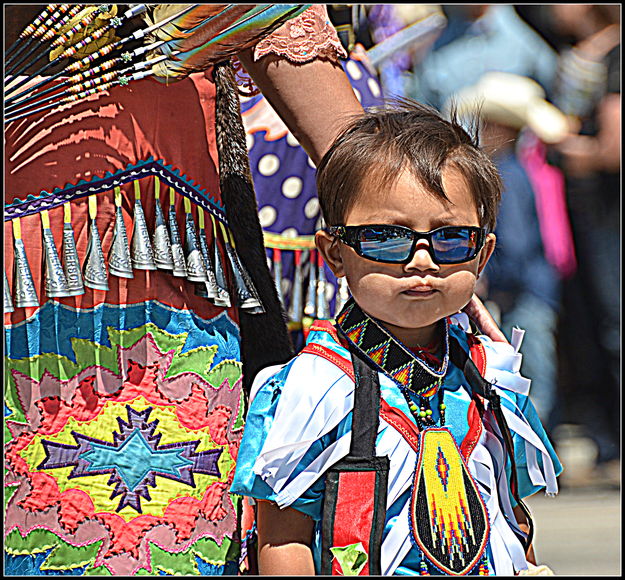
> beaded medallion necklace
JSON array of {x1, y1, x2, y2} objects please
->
[{"x1": 336, "y1": 298, "x2": 449, "y2": 429}]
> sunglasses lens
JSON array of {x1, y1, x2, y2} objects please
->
[
  {"x1": 358, "y1": 226, "x2": 413, "y2": 262},
  {"x1": 431, "y1": 228, "x2": 480, "y2": 263}
]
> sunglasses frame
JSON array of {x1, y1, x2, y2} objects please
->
[{"x1": 327, "y1": 224, "x2": 487, "y2": 265}]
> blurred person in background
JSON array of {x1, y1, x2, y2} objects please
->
[
  {"x1": 450, "y1": 72, "x2": 570, "y2": 432},
  {"x1": 407, "y1": 5, "x2": 559, "y2": 110},
  {"x1": 547, "y1": 4, "x2": 621, "y2": 481}
]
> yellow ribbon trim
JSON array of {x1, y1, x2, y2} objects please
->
[
  {"x1": 40, "y1": 210, "x2": 50, "y2": 230},
  {"x1": 12, "y1": 218, "x2": 21, "y2": 240},
  {"x1": 88, "y1": 195, "x2": 97, "y2": 220},
  {"x1": 263, "y1": 231, "x2": 316, "y2": 250}
]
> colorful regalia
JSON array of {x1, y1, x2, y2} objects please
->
[
  {"x1": 231, "y1": 303, "x2": 562, "y2": 576},
  {"x1": 3, "y1": 4, "x2": 345, "y2": 575}
]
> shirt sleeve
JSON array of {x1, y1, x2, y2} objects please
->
[
  {"x1": 230, "y1": 353, "x2": 354, "y2": 520},
  {"x1": 253, "y1": 4, "x2": 348, "y2": 63}
]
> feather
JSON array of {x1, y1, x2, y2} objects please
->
[
  {"x1": 145, "y1": 4, "x2": 311, "y2": 81},
  {"x1": 144, "y1": 4, "x2": 252, "y2": 49}
]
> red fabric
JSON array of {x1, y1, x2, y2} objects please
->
[
  {"x1": 4, "y1": 72, "x2": 227, "y2": 326},
  {"x1": 331, "y1": 470, "x2": 377, "y2": 575},
  {"x1": 301, "y1": 341, "x2": 355, "y2": 380},
  {"x1": 460, "y1": 400, "x2": 483, "y2": 460},
  {"x1": 467, "y1": 333, "x2": 488, "y2": 377}
]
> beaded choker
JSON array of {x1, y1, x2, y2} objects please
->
[{"x1": 336, "y1": 298, "x2": 450, "y2": 427}]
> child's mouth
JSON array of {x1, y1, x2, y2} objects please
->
[{"x1": 403, "y1": 287, "x2": 436, "y2": 298}]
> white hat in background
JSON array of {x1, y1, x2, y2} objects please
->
[{"x1": 447, "y1": 72, "x2": 569, "y2": 144}]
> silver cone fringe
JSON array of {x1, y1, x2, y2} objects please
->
[
  {"x1": 304, "y1": 250, "x2": 317, "y2": 318},
  {"x1": 13, "y1": 238, "x2": 40, "y2": 308},
  {"x1": 184, "y1": 212, "x2": 208, "y2": 283},
  {"x1": 62, "y1": 221, "x2": 85, "y2": 296},
  {"x1": 108, "y1": 206, "x2": 134, "y2": 278},
  {"x1": 316, "y1": 255, "x2": 331, "y2": 320},
  {"x1": 83, "y1": 218, "x2": 109, "y2": 291},
  {"x1": 212, "y1": 241, "x2": 232, "y2": 308},
  {"x1": 153, "y1": 198, "x2": 174, "y2": 270},
  {"x1": 5, "y1": 271, "x2": 14, "y2": 313},
  {"x1": 168, "y1": 204, "x2": 188, "y2": 278},
  {"x1": 224, "y1": 239, "x2": 264, "y2": 314},
  {"x1": 198, "y1": 227, "x2": 219, "y2": 299},
  {"x1": 131, "y1": 199, "x2": 157, "y2": 270},
  {"x1": 334, "y1": 276, "x2": 350, "y2": 318},
  {"x1": 42, "y1": 228, "x2": 71, "y2": 297},
  {"x1": 288, "y1": 250, "x2": 304, "y2": 324}
]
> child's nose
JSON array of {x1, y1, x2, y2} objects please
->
[{"x1": 403, "y1": 240, "x2": 439, "y2": 272}]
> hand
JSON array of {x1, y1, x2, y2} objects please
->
[{"x1": 462, "y1": 294, "x2": 508, "y2": 342}]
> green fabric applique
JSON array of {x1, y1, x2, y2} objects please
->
[
  {"x1": 330, "y1": 542, "x2": 368, "y2": 576},
  {"x1": 4, "y1": 528, "x2": 103, "y2": 570}
]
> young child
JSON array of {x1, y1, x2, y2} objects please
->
[{"x1": 230, "y1": 100, "x2": 562, "y2": 576}]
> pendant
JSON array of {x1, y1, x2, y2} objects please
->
[{"x1": 410, "y1": 428, "x2": 489, "y2": 575}]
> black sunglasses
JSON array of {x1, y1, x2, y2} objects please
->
[{"x1": 327, "y1": 224, "x2": 486, "y2": 265}]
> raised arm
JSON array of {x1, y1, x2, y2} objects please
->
[{"x1": 237, "y1": 49, "x2": 363, "y2": 166}]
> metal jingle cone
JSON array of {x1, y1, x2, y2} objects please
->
[
  {"x1": 288, "y1": 249, "x2": 304, "y2": 324},
  {"x1": 42, "y1": 217, "x2": 71, "y2": 298},
  {"x1": 316, "y1": 253, "x2": 331, "y2": 320},
  {"x1": 5, "y1": 271, "x2": 14, "y2": 313},
  {"x1": 83, "y1": 218, "x2": 109, "y2": 291},
  {"x1": 272, "y1": 248, "x2": 285, "y2": 307},
  {"x1": 61, "y1": 205, "x2": 85, "y2": 296},
  {"x1": 12, "y1": 219, "x2": 39, "y2": 308},
  {"x1": 167, "y1": 197, "x2": 188, "y2": 278},
  {"x1": 184, "y1": 208, "x2": 208, "y2": 283},
  {"x1": 131, "y1": 197, "x2": 157, "y2": 270},
  {"x1": 334, "y1": 276, "x2": 350, "y2": 318},
  {"x1": 192, "y1": 208, "x2": 213, "y2": 300},
  {"x1": 108, "y1": 204, "x2": 134, "y2": 279},
  {"x1": 212, "y1": 239, "x2": 232, "y2": 308},
  {"x1": 304, "y1": 249, "x2": 317, "y2": 318},
  {"x1": 153, "y1": 196, "x2": 174, "y2": 270},
  {"x1": 223, "y1": 235, "x2": 264, "y2": 314},
  {"x1": 198, "y1": 224, "x2": 218, "y2": 299}
]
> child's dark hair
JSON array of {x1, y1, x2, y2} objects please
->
[{"x1": 315, "y1": 99, "x2": 502, "y2": 231}]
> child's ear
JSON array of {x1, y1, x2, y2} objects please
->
[
  {"x1": 315, "y1": 230, "x2": 346, "y2": 278},
  {"x1": 477, "y1": 232, "x2": 496, "y2": 276}
]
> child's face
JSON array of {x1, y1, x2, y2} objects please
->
[{"x1": 316, "y1": 166, "x2": 496, "y2": 348}]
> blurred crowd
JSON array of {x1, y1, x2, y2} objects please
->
[
  {"x1": 358, "y1": 3, "x2": 621, "y2": 487},
  {"x1": 251, "y1": 4, "x2": 620, "y2": 488}
]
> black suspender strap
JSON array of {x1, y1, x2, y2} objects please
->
[{"x1": 350, "y1": 350, "x2": 381, "y2": 457}]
